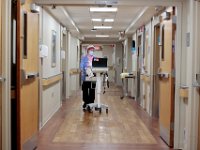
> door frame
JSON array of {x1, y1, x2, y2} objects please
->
[
  {"x1": 1, "y1": 0, "x2": 11, "y2": 150},
  {"x1": 196, "y1": 3, "x2": 200, "y2": 150}
]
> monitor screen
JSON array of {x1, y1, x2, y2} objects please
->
[{"x1": 92, "y1": 58, "x2": 107, "y2": 68}]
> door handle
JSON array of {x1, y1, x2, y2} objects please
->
[
  {"x1": 157, "y1": 72, "x2": 169, "y2": 78},
  {"x1": 0, "y1": 76, "x2": 6, "y2": 82},
  {"x1": 26, "y1": 72, "x2": 39, "y2": 79}
]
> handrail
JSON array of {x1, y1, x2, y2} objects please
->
[
  {"x1": 42, "y1": 74, "x2": 62, "y2": 87},
  {"x1": 70, "y1": 68, "x2": 80, "y2": 75}
]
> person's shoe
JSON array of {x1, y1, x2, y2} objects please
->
[
  {"x1": 82, "y1": 103, "x2": 87, "y2": 111},
  {"x1": 82, "y1": 103, "x2": 86, "y2": 108}
]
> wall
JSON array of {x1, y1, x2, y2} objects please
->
[
  {"x1": 68, "y1": 33, "x2": 80, "y2": 96},
  {"x1": 124, "y1": 37, "x2": 133, "y2": 96},
  {"x1": 131, "y1": 33, "x2": 137, "y2": 98},
  {"x1": 182, "y1": 1, "x2": 200, "y2": 150},
  {"x1": 102, "y1": 45, "x2": 115, "y2": 82},
  {"x1": 40, "y1": 9, "x2": 61, "y2": 127},
  {"x1": 94, "y1": 50, "x2": 103, "y2": 57},
  {"x1": 42, "y1": 10, "x2": 61, "y2": 78},
  {"x1": 145, "y1": 21, "x2": 152, "y2": 115},
  {"x1": 1, "y1": 0, "x2": 11, "y2": 149},
  {"x1": 61, "y1": 28, "x2": 67, "y2": 100},
  {"x1": 115, "y1": 42, "x2": 123, "y2": 86},
  {"x1": 128, "y1": 38, "x2": 133, "y2": 96}
]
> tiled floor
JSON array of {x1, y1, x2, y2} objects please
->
[{"x1": 37, "y1": 85, "x2": 171, "y2": 150}]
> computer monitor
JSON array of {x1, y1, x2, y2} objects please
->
[{"x1": 92, "y1": 58, "x2": 107, "y2": 68}]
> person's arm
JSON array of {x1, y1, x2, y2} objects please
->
[{"x1": 80, "y1": 55, "x2": 85, "y2": 72}]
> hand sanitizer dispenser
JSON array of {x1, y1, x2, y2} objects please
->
[{"x1": 40, "y1": 44, "x2": 48, "y2": 58}]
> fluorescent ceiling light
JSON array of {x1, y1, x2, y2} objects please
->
[
  {"x1": 94, "y1": 26, "x2": 112, "y2": 29},
  {"x1": 96, "y1": 35, "x2": 109, "y2": 37},
  {"x1": 104, "y1": 19, "x2": 114, "y2": 22},
  {"x1": 90, "y1": 7, "x2": 118, "y2": 12},
  {"x1": 92, "y1": 18, "x2": 114, "y2": 22},
  {"x1": 92, "y1": 18, "x2": 102, "y2": 22}
]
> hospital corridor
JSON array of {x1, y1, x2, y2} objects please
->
[{"x1": 0, "y1": 0, "x2": 200, "y2": 150}]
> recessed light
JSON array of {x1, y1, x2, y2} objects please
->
[
  {"x1": 92, "y1": 18, "x2": 102, "y2": 22},
  {"x1": 104, "y1": 19, "x2": 114, "y2": 22},
  {"x1": 94, "y1": 26, "x2": 112, "y2": 29},
  {"x1": 90, "y1": 7, "x2": 118, "y2": 12},
  {"x1": 96, "y1": 35, "x2": 109, "y2": 37}
]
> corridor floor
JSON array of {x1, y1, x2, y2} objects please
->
[{"x1": 37, "y1": 85, "x2": 170, "y2": 150}]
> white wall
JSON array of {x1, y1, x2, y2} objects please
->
[
  {"x1": 115, "y1": 42, "x2": 123, "y2": 86},
  {"x1": 131, "y1": 33, "x2": 137, "y2": 98},
  {"x1": 145, "y1": 21, "x2": 152, "y2": 115},
  {"x1": 68, "y1": 33, "x2": 80, "y2": 96},
  {"x1": 40, "y1": 9, "x2": 62, "y2": 127},
  {"x1": 128, "y1": 38, "x2": 133, "y2": 95},
  {"x1": 123, "y1": 37, "x2": 133, "y2": 96},
  {"x1": 145, "y1": 22, "x2": 152, "y2": 75},
  {"x1": 94, "y1": 50, "x2": 103, "y2": 57},
  {"x1": 42, "y1": 82, "x2": 61, "y2": 125},
  {"x1": 42, "y1": 10, "x2": 61, "y2": 78},
  {"x1": 181, "y1": 1, "x2": 200, "y2": 150},
  {"x1": 102, "y1": 45, "x2": 115, "y2": 82}
]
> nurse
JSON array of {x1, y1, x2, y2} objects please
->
[
  {"x1": 80, "y1": 45, "x2": 96, "y2": 110},
  {"x1": 80, "y1": 45, "x2": 95, "y2": 81}
]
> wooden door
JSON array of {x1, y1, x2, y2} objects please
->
[
  {"x1": 20, "y1": 12, "x2": 39, "y2": 149},
  {"x1": 158, "y1": 9, "x2": 175, "y2": 147},
  {"x1": 152, "y1": 25, "x2": 160, "y2": 118},
  {"x1": 0, "y1": 0, "x2": 2, "y2": 149}
]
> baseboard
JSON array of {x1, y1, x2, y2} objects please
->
[
  {"x1": 23, "y1": 133, "x2": 38, "y2": 150},
  {"x1": 41, "y1": 103, "x2": 61, "y2": 128},
  {"x1": 160, "y1": 124, "x2": 170, "y2": 146}
]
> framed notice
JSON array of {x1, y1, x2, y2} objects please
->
[{"x1": 51, "y1": 30, "x2": 57, "y2": 67}]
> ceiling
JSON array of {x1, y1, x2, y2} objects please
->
[{"x1": 33, "y1": 0, "x2": 181, "y2": 43}]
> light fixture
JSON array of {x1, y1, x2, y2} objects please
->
[
  {"x1": 92, "y1": 18, "x2": 102, "y2": 22},
  {"x1": 92, "y1": 18, "x2": 114, "y2": 22},
  {"x1": 90, "y1": 7, "x2": 118, "y2": 12},
  {"x1": 94, "y1": 26, "x2": 112, "y2": 29},
  {"x1": 104, "y1": 19, "x2": 114, "y2": 22},
  {"x1": 95, "y1": 0, "x2": 118, "y2": 5},
  {"x1": 96, "y1": 35, "x2": 109, "y2": 37},
  {"x1": 91, "y1": 28, "x2": 97, "y2": 31}
]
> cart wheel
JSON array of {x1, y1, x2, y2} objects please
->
[
  {"x1": 87, "y1": 106, "x2": 93, "y2": 113},
  {"x1": 106, "y1": 108, "x2": 108, "y2": 114},
  {"x1": 99, "y1": 108, "x2": 102, "y2": 113},
  {"x1": 89, "y1": 109, "x2": 93, "y2": 113}
]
